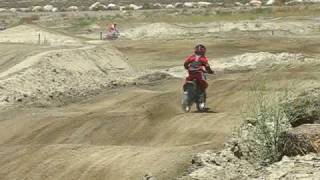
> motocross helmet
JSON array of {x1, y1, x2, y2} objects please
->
[{"x1": 194, "y1": 44, "x2": 206, "y2": 56}]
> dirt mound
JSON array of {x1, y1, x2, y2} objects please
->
[
  {"x1": 136, "y1": 72, "x2": 175, "y2": 85},
  {"x1": 214, "y1": 52, "x2": 312, "y2": 71},
  {"x1": 0, "y1": 44, "x2": 58, "y2": 74},
  {"x1": 0, "y1": 25, "x2": 82, "y2": 46},
  {"x1": 180, "y1": 149, "x2": 320, "y2": 180},
  {"x1": 206, "y1": 21, "x2": 320, "y2": 35},
  {"x1": 179, "y1": 149, "x2": 258, "y2": 179},
  {"x1": 160, "y1": 67, "x2": 187, "y2": 78},
  {"x1": 122, "y1": 20, "x2": 320, "y2": 40},
  {"x1": 0, "y1": 44, "x2": 133, "y2": 106},
  {"x1": 162, "y1": 52, "x2": 317, "y2": 77},
  {"x1": 122, "y1": 23, "x2": 188, "y2": 40}
]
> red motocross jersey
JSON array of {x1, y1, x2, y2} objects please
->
[{"x1": 184, "y1": 55, "x2": 209, "y2": 72}]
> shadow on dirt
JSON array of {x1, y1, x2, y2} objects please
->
[{"x1": 193, "y1": 108, "x2": 219, "y2": 113}]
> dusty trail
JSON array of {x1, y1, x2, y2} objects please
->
[
  {"x1": 0, "y1": 74, "x2": 245, "y2": 179},
  {"x1": 0, "y1": 43, "x2": 62, "y2": 74},
  {"x1": 2, "y1": 63, "x2": 318, "y2": 179}
]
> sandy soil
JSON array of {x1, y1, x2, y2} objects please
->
[
  {"x1": 0, "y1": 43, "x2": 134, "y2": 106},
  {"x1": 121, "y1": 20, "x2": 320, "y2": 40},
  {"x1": 0, "y1": 25, "x2": 82, "y2": 46},
  {"x1": 0, "y1": 43, "x2": 62, "y2": 73},
  {"x1": 1, "y1": 62, "x2": 320, "y2": 179},
  {"x1": 0, "y1": 77, "x2": 240, "y2": 179},
  {"x1": 1, "y1": 14, "x2": 320, "y2": 180}
]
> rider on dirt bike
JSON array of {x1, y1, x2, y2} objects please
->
[
  {"x1": 184, "y1": 44, "x2": 214, "y2": 92},
  {"x1": 181, "y1": 44, "x2": 215, "y2": 112},
  {"x1": 106, "y1": 23, "x2": 119, "y2": 40},
  {"x1": 108, "y1": 23, "x2": 118, "y2": 33}
]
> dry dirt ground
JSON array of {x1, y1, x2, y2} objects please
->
[{"x1": 0, "y1": 12, "x2": 320, "y2": 180}]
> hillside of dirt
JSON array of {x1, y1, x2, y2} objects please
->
[
  {"x1": 0, "y1": 45, "x2": 134, "y2": 106},
  {"x1": 122, "y1": 21, "x2": 320, "y2": 40},
  {"x1": 0, "y1": 25, "x2": 82, "y2": 45},
  {"x1": 0, "y1": 25, "x2": 134, "y2": 106}
]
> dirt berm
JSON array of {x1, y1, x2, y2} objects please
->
[{"x1": 0, "y1": 44, "x2": 133, "y2": 106}]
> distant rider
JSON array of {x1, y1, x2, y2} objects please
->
[
  {"x1": 107, "y1": 23, "x2": 119, "y2": 37},
  {"x1": 104, "y1": 23, "x2": 120, "y2": 40},
  {"x1": 184, "y1": 44, "x2": 214, "y2": 91}
]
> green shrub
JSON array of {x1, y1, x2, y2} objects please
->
[{"x1": 238, "y1": 82, "x2": 291, "y2": 164}]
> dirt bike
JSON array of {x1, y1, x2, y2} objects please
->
[
  {"x1": 104, "y1": 31, "x2": 120, "y2": 40},
  {"x1": 181, "y1": 78, "x2": 207, "y2": 113}
]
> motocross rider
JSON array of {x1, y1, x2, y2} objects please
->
[
  {"x1": 184, "y1": 44, "x2": 214, "y2": 91},
  {"x1": 108, "y1": 23, "x2": 119, "y2": 35}
]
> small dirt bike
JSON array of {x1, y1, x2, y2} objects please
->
[
  {"x1": 181, "y1": 79, "x2": 207, "y2": 112},
  {"x1": 104, "y1": 31, "x2": 120, "y2": 40}
]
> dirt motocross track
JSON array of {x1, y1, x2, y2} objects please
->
[{"x1": 1, "y1": 14, "x2": 320, "y2": 180}]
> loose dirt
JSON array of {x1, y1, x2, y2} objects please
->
[
  {"x1": 0, "y1": 25, "x2": 82, "y2": 46},
  {"x1": 1, "y1": 14, "x2": 320, "y2": 180},
  {"x1": 0, "y1": 43, "x2": 133, "y2": 106}
]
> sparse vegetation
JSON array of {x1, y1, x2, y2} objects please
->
[
  {"x1": 283, "y1": 88, "x2": 320, "y2": 127},
  {"x1": 238, "y1": 81, "x2": 292, "y2": 164},
  {"x1": 68, "y1": 16, "x2": 97, "y2": 32},
  {"x1": 19, "y1": 15, "x2": 40, "y2": 24}
]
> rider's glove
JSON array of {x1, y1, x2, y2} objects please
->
[{"x1": 206, "y1": 66, "x2": 214, "y2": 74}]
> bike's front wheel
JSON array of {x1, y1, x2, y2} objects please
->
[
  {"x1": 182, "y1": 91, "x2": 191, "y2": 112},
  {"x1": 196, "y1": 102, "x2": 206, "y2": 112}
]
